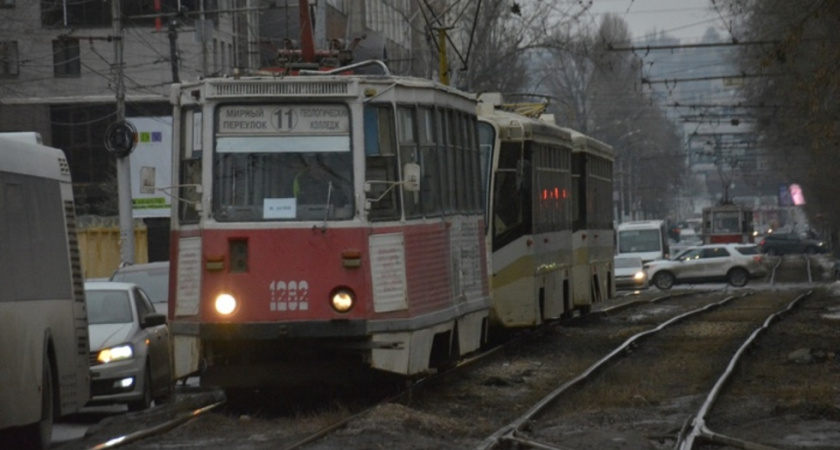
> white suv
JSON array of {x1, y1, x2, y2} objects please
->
[{"x1": 645, "y1": 244, "x2": 767, "y2": 290}]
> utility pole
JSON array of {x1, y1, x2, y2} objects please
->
[
  {"x1": 168, "y1": 17, "x2": 180, "y2": 83},
  {"x1": 200, "y1": 0, "x2": 208, "y2": 76},
  {"x1": 111, "y1": 0, "x2": 135, "y2": 265}
]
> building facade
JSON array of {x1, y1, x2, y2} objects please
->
[{"x1": 0, "y1": 1, "x2": 415, "y2": 260}]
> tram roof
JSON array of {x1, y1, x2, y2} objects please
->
[
  {"x1": 171, "y1": 72, "x2": 478, "y2": 107},
  {"x1": 477, "y1": 105, "x2": 574, "y2": 143},
  {"x1": 564, "y1": 128, "x2": 614, "y2": 160}
]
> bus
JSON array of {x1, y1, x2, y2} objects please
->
[
  {"x1": 0, "y1": 134, "x2": 91, "y2": 449},
  {"x1": 615, "y1": 220, "x2": 670, "y2": 263}
]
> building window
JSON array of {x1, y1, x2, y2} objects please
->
[
  {"x1": 0, "y1": 41, "x2": 19, "y2": 78},
  {"x1": 41, "y1": 0, "x2": 110, "y2": 27},
  {"x1": 53, "y1": 38, "x2": 80, "y2": 77}
]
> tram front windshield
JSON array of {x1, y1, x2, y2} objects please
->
[{"x1": 213, "y1": 136, "x2": 353, "y2": 222}]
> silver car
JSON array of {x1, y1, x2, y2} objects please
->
[
  {"x1": 645, "y1": 244, "x2": 767, "y2": 290},
  {"x1": 614, "y1": 255, "x2": 648, "y2": 290},
  {"x1": 109, "y1": 261, "x2": 170, "y2": 314},
  {"x1": 84, "y1": 281, "x2": 173, "y2": 411}
]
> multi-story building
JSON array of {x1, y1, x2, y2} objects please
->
[{"x1": 0, "y1": 1, "x2": 414, "y2": 261}]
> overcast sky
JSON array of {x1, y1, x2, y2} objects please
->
[{"x1": 583, "y1": 0, "x2": 729, "y2": 42}]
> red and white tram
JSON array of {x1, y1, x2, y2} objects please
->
[
  {"x1": 702, "y1": 203, "x2": 755, "y2": 244},
  {"x1": 168, "y1": 61, "x2": 490, "y2": 387}
]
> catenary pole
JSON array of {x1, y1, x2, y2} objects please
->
[{"x1": 112, "y1": 0, "x2": 134, "y2": 265}]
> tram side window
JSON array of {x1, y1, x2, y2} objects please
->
[
  {"x1": 465, "y1": 114, "x2": 482, "y2": 213},
  {"x1": 398, "y1": 106, "x2": 422, "y2": 219},
  {"x1": 418, "y1": 107, "x2": 441, "y2": 216},
  {"x1": 571, "y1": 153, "x2": 585, "y2": 231},
  {"x1": 451, "y1": 111, "x2": 466, "y2": 212},
  {"x1": 441, "y1": 109, "x2": 457, "y2": 214},
  {"x1": 588, "y1": 156, "x2": 612, "y2": 229},
  {"x1": 534, "y1": 144, "x2": 569, "y2": 233},
  {"x1": 457, "y1": 112, "x2": 478, "y2": 213},
  {"x1": 179, "y1": 109, "x2": 202, "y2": 224},
  {"x1": 364, "y1": 105, "x2": 400, "y2": 221}
]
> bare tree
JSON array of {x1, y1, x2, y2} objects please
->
[
  {"x1": 540, "y1": 14, "x2": 686, "y2": 220},
  {"x1": 723, "y1": 0, "x2": 840, "y2": 237}
]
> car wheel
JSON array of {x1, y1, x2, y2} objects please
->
[
  {"x1": 653, "y1": 271, "x2": 675, "y2": 290},
  {"x1": 728, "y1": 268, "x2": 749, "y2": 287},
  {"x1": 128, "y1": 365, "x2": 153, "y2": 412}
]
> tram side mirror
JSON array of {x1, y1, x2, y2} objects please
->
[{"x1": 403, "y1": 163, "x2": 420, "y2": 192}]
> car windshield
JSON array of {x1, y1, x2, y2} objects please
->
[
  {"x1": 86, "y1": 290, "x2": 133, "y2": 324},
  {"x1": 111, "y1": 266, "x2": 168, "y2": 304},
  {"x1": 676, "y1": 248, "x2": 705, "y2": 261},
  {"x1": 671, "y1": 247, "x2": 695, "y2": 260}
]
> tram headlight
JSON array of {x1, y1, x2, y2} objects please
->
[
  {"x1": 97, "y1": 344, "x2": 134, "y2": 364},
  {"x1": 330, "y1": 288, "x2": 355, "y2": 313},
  {"x1": 214, "y1": 293, "x2": 238, "y2": 316}
]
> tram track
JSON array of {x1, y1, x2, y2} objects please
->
[
  {"x1": 475, "y1": 290, "x2": 816, "y2": 450},
  {"x1": 61, "y1": 291, "x2": 704, "y2": 450},
  {"x1": 59, "y1": 286, "x2": 840, "y2": 450},
  {"x1": 768, "y1": 254, "x2": 814, "y2": 285}
]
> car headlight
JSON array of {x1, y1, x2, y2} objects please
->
[
  {"x1": 633, "y1": 271, "x2": 646, "y2": 281},
  {"x1": 97, "y1": 344, "x2": 134, "y2": 364},
  {"x1": 330, "y1": 288, "x2": 355, "y2": 313},
  {"x1": 215, "y1": 293, "x2": 237, "y2": 316}
]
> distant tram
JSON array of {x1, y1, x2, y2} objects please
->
[{"x1": 702, "y1": 203, "x2": 754, "y2": 244}]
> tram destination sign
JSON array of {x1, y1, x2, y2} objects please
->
[{"x1": 218, "y1": 104, "x2": 349, "y2": 134}]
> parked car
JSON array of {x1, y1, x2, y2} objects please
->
[
  {"x1": 614, "y1": 255, "x2": 648, "y2": 290},
  {"x1": 84, "y1": 281, "x2": 173, "y2": 411},
  {"x1": 645, "y1": 244, "x2": 767, "y2": 290},
  {"x1": 757, "y1": 232, "x2": 827, "y2": 256},
  {"x1": 110, "y1": 261, "x2": 169, "y2": 314}
]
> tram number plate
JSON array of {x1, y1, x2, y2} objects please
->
[{"x1": 269, "y1": 280, "x2": 310, "y2": 312}]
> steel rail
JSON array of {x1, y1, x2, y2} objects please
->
[
  {"x1": 280, "y1": 292, "x2": 699, "y2": 450},
  {"x1": 87, "y1": 400, "x2": 225, "y2": 450},
  {"x1": 805, "y1": 255, "x2": 813, "y2": 284},
  {"x1": 675, "y1": 290, "x2": 812, "y2": 450},
  {"x1": 278, "y1": 323, "x2": 517, "y2": 450},
  {"x1": 475, "y1": 293, "x2": 749, "y2": 450},
  {"x1": 768, "y1": 256, "x2": 784, "y2": 286},
  {"x1": 80, "y1": 290, "x2": 723, "y2": 450}
]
